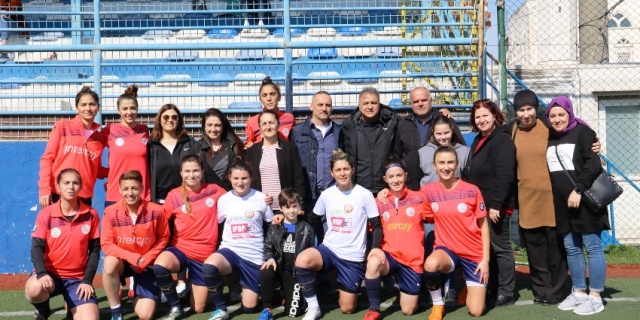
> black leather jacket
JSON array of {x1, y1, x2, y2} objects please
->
[{"x1": 263, "y1": 220, "x2": 315, "y2": 271}]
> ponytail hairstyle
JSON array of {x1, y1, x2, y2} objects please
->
[
  {"x1": 259, "y1": 76, "x2": 281, "y2": 99},
  {"x1": 330, "y1": 149, "x2": 353, "y2": 170},
  {"x1": 227, "y1": 155, "x2": 253, "y2": 179},
  {"x1": 179, "y1": 154, "x2": 203, "y2": 217},
  {"x1": 117, "y1": 85, "x2": 139, "y2": 110},
  {"x1": 75, "y1": 86, "x2": 100, "y2": 108}
]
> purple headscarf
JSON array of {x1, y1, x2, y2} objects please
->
[{"x1": 545, "y1": 96, "x2": 591, "y2": 136}]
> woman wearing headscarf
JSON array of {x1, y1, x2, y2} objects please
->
[
  {"x1": 508, "y1": 90, "x2": 568, "y2": 306},
  {"x1": 545, "y1": 96, "x2": 610, "y2": 316}
]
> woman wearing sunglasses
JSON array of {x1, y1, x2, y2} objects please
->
[{"x1": 148, "y1": 104, "x2": 197, "y2": 204}]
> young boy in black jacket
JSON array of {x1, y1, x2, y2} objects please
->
[{"x1": 258, "y1": 189, "x2": 315, "y2": 319}]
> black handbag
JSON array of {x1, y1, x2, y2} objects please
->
[{"x1": 553, "y1": 146, "x2": 623, "y2": 212}]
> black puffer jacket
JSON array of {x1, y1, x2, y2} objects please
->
[
  {"x1": 339, "y1": 104, "x2": 399, "y2": 194},
  {"x1": 263, "y1": 221, "x2": 315, "y2": 271}
]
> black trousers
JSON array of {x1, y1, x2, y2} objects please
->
[
  {"x1": 260, "y1": 266, "x2": 306, "y2": 317},
  {"x1": 520, "y1": 226, "x2": 568, "y2": 301},
  {"x1": 488, "y1": 216, "x2": 516, "y2": 298}
]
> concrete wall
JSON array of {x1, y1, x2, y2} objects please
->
[{"x1": 0, "y1": 142, "x2": 107, "y2": 274}]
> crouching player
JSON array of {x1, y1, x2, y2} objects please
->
[
  {"x1": 26, "y1": 168, "x2": 101, "y2": 320},
  {"x1": 101, "y1": 170, "x2": 170, "y2": 320},
  {"x1": 258, "y1": 189, "x2": 315, "y2": 320},
  {"x1": 363, "y1": 157, "x2": 430, "y2": 319},
  {"x1": 422, "y1": 146, "x2": 490, "y2": 319}
]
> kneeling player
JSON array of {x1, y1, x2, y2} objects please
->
[
  {"x1": 422, "y1": 146, "x2": 490, "y2": 319},
  {"x1": 25, "y1": 169, "x2": 101, "y2": 320},
  {"x1": 101, "y1": 170, "x2": 170, "y2": 320},
  {"x1": 363, "y1": 157, "x2": 430, "y2": 319}
]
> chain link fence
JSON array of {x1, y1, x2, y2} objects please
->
[{"x1": 494, "y1": 0, "x2": 640, "y2": 245}]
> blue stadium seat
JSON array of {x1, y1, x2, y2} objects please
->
[
  {"x1": 337, "y1": 26, "x2": 370, "y2": 36},
  {"x1": 307, "y1": 48, "x2": 338, "y2": 59},
  {"x1": 272, "y1": 28, "x2": 304, "y2": 38},
  {"x1": 388, "y1": 98, "x2": 403, "y2": 107},
  {"x1": 198, "y1": 73, "x2": 232, "y2": 87},
  {"x1": 272, "y1": 73, "x2": 306, "y2": 86},
  {"x1": 207, "y1": 29, "x2": 238, "y2": 39},
  {"x1": 228, "y1": 101, "x2": 263, "y2": 109},
  {"x1": 345, "y1": 70, "x2": 378, "y2": 84}
]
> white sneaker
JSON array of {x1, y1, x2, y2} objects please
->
[
  {"x1": 302, "y1": 307, "x2": 321, "y2": 320},
  {"x1": 208, "y1": 309, "x2": 229, "y2": 320},
  {"x1": 558, "y1": 289, "x2": 588, "y2": 311},
  {"x1": 573, "y1": 295, "x2": 605, "y2": 315}
]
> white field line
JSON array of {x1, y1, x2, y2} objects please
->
[{"x1": 2, "y1": 298, "x2": 640, "y2": 317}]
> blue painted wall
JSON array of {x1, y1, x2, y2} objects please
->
[{"x1": 0, "y1": 142, "x2": 107, "y2": 274}]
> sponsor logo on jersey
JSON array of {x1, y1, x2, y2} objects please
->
[
  {"x1": 63, "y1": 145, "x2": 100, "y2": 160},
  {"x1": 386, "y1": 223, "x2": 413, "y2": 232}
]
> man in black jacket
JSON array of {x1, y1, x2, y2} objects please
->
[
  {"x1": 339, "y1": 87, "x2": 399, "y2": 195},
  {"x1": 394, "y1": 87, "x2": 459, "y2": 191}
]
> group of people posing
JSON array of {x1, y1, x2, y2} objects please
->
[{"x1": 27, "y1": 76, "x2": 610, "y2": 320}]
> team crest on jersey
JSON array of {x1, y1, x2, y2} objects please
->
[
  {"x1": 205, "y1": 198, "x2": 215, "y2": 208},
  {"x1": 115, "y1": 137, "x2": 125, "y2": 147},
  {"x1": 344, "y1": 204, "x2": 353, "y2": 214},
  {"x1": 141, "y1": 137, "x2": 148, "y2": 145},
  {"x1": 245, "y1": 210, "x2": 255, "y2": 219},
  {"x1": 50, "y1": 227, "x2": 61, "y2": 238},
  {"x1": 457, "y1": 203, "x2": 467, "y2": 213},
  {"x1": 81, "y1": 224, "x2": 91, "y2": 235},
  {"x1": 32, "y1": 225, "x2": 37, "y2": 232},
  {"x1": 181, "y1": 204, "x2": 188, "y2": 214},
  {"x1": 479, "y1": 202, "x2": 485, "y2": 211},
  {"x1": 382, "y1": 211, "x2": 390, "y2": 221},
  {"x1": 283, "y1": 128, "x2": 290, "y2": 135},
  {"x1": 406, "y1": 207, "x2": 416, "y2": 217},
  {"x1": 431, "y1": 203, "x2": 439, "y2": 212}
]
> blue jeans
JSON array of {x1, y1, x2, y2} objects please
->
[{"x1": 562, "y1": 232, "x2": 606, "y2": 292}]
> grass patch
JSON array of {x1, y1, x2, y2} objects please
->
[{"x1": 605, "y1": 245, "x2": 640, "y2": 265}]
